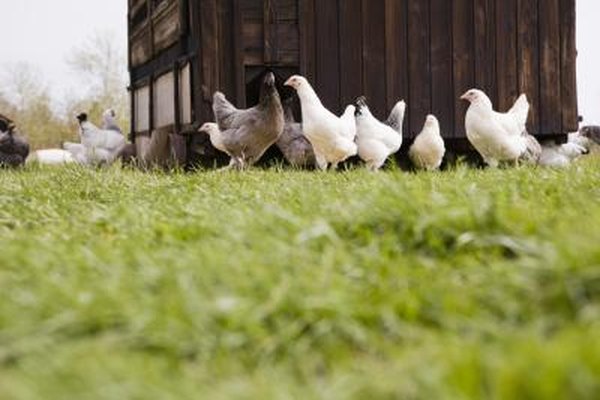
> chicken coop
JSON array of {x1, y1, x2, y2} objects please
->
[{"x1": 128, "y1": 0, "x2": 578, "y2": 166}]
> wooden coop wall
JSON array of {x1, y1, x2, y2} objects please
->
[
  {"x1": 296, "y1": 0, "x2": 578, "y2": 140},
  {"x1": 128, "y1": 0, "x2": 579, "y2": 162}
]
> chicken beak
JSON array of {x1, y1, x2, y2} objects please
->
[
  {"x1": 460, "y1": 92, "x2": 470, "y2": 101},
  {"x1": 284, "y1": 78, "x2": 293, "y2": 87}
]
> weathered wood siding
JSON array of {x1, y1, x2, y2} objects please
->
[
  {"x1": 295, "y1": 0, "x2": 578, "y2": 138},
  {"x1": 129, "y1": 0, "x2": 579, "y2": 154}
]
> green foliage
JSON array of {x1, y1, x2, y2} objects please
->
[
  {"x1": 0, "y1": 32, "x2": 129, "y2": 151},
  {"x1": 65, "y1": 31, "x2": 129, "y2": 133},
  {"x1": 0, "y1": 64, "x2": 78, "y2": 149},
  {"x1": 0, "y1": 159, "x2": 599, "y2": 399}
]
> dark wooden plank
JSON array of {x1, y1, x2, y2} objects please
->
[
  {"x1": 385, "y1": 0, "x2": 409, "y2": 136},
  {"x1": 407, "y1": 0, "x2": 431, "y2": 138},
  {"x1": 178, "y1": 0, "x2": 189, "y2": 37},
  {"x1": 495, "y1": 0, "x2": 518, "y2": 111},
  {"x1": 232, "y1": 0, "x2": 246, "y2": 107},
  {"x1": 263, "y1": 0, "x2": 277, "y2": 63},
  {"x1": 430, "y1": 0, "x2": 454, "y2": 138},
  {"x1": 188, "y1": 0, "x2": 203, "y2": 123},
  {"x1": 539, "y1": 0, "x2": 562, "y2": 133},
  {"x1": 452, "y1": 0, "x2": 474, "y2": 138},
  {"x1": 339, "y1": 0, "x2": 363, "y2": 107},
  {"x1": 153, "y1": 1, "x2": 180, "y2": 53},
  {"x1": 517, "y1": 0, "x2": 539, "y2": 133},
  {"x1": 559, "y1": 0, "x2": 578, "y2": 133},
  {"x1": 474, "y1": 0, "x2": 496, "y2": 103},
  {"x1": 199, "y1": 0, "x2": 219, "y2": 121},
  {"x1": 299, "y1": 0, "x2": 316, "y2": 81},
  {"x1": 218, "y1": 0, "x2": 236, "y2": 99},
  {"x1": 362, "y1": 0, "x2": 387, "y2": 120},
  {"x1": 314, "y1": 0, "x2": 340, "y2": 112}
]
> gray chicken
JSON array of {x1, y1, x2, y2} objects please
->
[
  {"x1": 0, "y1": 114, "x2": 29, "y2": 168},
  {"x1": 212, "y1": 72, "x2": 284, "y2": 169},
  {"x1": 102, "y1": 108, "x2": 122, "y2": 134},
  {"x1": 276, "y1": 98, "x2": 316, "y2": 168},
  {"x1": 580, "y1": 125, "x2": 600, "y2": 146}
]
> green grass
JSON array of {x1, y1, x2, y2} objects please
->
[{"x1": 0, "y1": 158, "x2": 599, "y2": 399}]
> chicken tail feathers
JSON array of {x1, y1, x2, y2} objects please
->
[
  {"x1": 509, "y1": 94, "x2": 530, "y2": 129},
  {"x1": 519, "y1": 133, "x2": 542, "y2": 164},
  {"x1": 354, "y1": 96, "x2": 370, "y2": 117},
  {"x1": 340, "y1": 105, "x2": 357, "y2": 136},
  {"x1": 212, "y1": 91, "x2": 239, "y2": 129},
  {"x1": 386, "y1": 100, "x2": 407, "y2": 133}
]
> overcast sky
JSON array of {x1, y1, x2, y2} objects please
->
[{"x1": 0, "y1": 0, "x2": 598, "y2": 125}]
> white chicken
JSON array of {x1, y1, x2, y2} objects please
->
[
  {"x1": 461, "y1": 89, "x2": 537, "y2": 167},
  {"x1": 197, "y1": 122, "x2": 237, "y2": 169},
  {"x1": 197, "y1": 122, "x2": 228, "y2": 155},
  {"x1": 355, "y1": 97, "x2": 406, "y2": 171},
  {"x1": 62, "y1": 142, "x2": 89, "y2": 164},
  {"x1": 284, "y1": 75, "x2": 357, "y2": 170},
  {"x1": 409, "y1": 115, "x2": 445, "y2": 170},
  {"x1": 76, "y1": 112, "x2": 127, "y2": 165},
  {"x1": 27, "y1": 149, "x2": 76, "y2": 165},
  {"x1": 538, "y1": 142, "x2": 588, "y2": 168}
]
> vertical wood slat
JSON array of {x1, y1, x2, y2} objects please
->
[
  {"x1": 218, "y1": 0, "x2": 236, "y2": 100},
  {"x1": 362, "y1": 0, "x2": 386, "y2": 120},
  {"x1": 263, "y1": 0, "x2": 278, "y2": 64},
  {"x1": 430, "y1": 0, "x2": 454, "y2": 137},
  {"x1": 495, "y1": 0, "x2": 518, "y2": 111},
  {"x1": 539, "y1": 0, "x2": 562, "y2": 133},
  {"x1": 128, "y1": 2, "x2": 134, "y2": 138},
  {"x1": 233, "y1": 1, "x2": 246, "y2": 107},
  {"x1": 452, "y1": 0, "x2": 474, "y2": 138},
  {"x1": 199, "y1": 0, "x2": 219, "y2": 121},
  {"x1": 178, "y1": 0, "x2": 189, "y2": 37},
  {"x1": 130, "y1": 88, "x2": 136, "y2": 140},
  {"x1": 148, "y1": 0, "x2": 155, "y2": 57},
  {"x1": 299, "y1": 0, "x2": 316, "y2": 81},
  {"x1": 474, "y1": 0, "x2": 497, "y2": 104},
  {"x1": 189, "y1": 0, "x2": 204, "y2": 123},
  {"x1": 385, "y1": 0, "x2": 409, "y2": 136},
  {"x1": 339, "y1": 0, "x2": 363, "y2": 107},
  {"x1": 559, "y1": 0, "x2": 578, "y2": 132},
  {"x1": 314, "y1": 0, "x2": 340, "y2": 112},
  {"x1": 147, "y1": 0, "x2": 155, "y2": 131},
  {"x1": 174, "y1": 63, "x2": 181, "y2": 133},
  {"x1": 517, "y1": 0, "x2": 539, "y2": 132},
  {"x1": 407, "y1": 0, "x2": 431, "y2": 137}
]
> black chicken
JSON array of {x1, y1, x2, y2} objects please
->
[{"x1": 0, "y1": 114, "x2": 29, "y2": 168}]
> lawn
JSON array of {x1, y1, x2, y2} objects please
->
[{"x1": 0, "y1": 158, "x2": 599, "y2": 399}]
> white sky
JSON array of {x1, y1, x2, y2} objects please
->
[
  {"x1": 0, "y1": 0, "x2": 598, "y2": 124},
  {"x1": 0, "y1": 0, "x2": 127, "y2": 107}
]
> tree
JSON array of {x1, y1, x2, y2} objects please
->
[
  {"x1": 66, "y1": 31, "x2": 130, "y2": 132},
  {"x1": 0, "y1": 63, "x2": 75, "y2": 149},
  {"x1": 0, "y1": 31, "x2": 130, "y2": 150}
]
